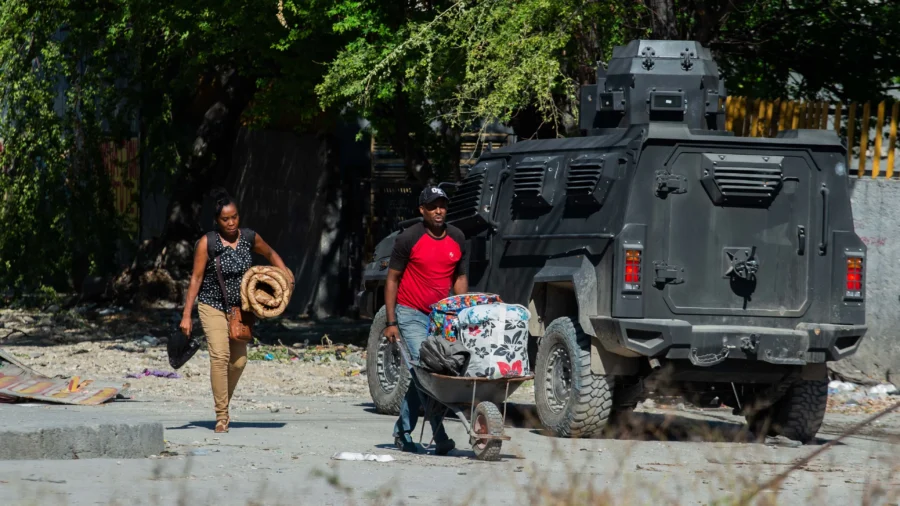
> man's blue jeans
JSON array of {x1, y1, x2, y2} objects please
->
[{"x1": 392, "y1": 304, "x2": 450, "y2": 443}]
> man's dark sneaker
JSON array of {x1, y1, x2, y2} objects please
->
[
  {"x1": 394, "y1": 432, "x2": 418, "y2": 453},
  {"x1": 434, "y1": 439, "x2": 455, "y2": 456}
]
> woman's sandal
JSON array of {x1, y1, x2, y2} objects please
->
[{"x1": 215, "y1": 417, "x2": 230, "y2": 433}]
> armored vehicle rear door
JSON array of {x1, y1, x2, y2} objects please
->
[{"x1": 659, "y1": 148, "x2": 814, "y2": 318}]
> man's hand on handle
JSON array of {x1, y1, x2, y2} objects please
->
[{"x1": 384, "y1": 323, "x2": 401, "y2": 343}]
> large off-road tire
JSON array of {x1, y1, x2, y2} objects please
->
[
  {"x1": 745, "y1": 378, "x2": 829, "y2": 444},
  {"x1": 534, "y1": 317, "x2": 614, "y2": 438},
  {"x1": 366, "y1": 306, "x2": 410, "y2": 415}
]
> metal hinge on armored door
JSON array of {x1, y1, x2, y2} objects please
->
[
  {"x1": 653, "y1": 262, "x2": 684, "y2": 285},
  {"x1": 655, "y1": 171, "x2": 687, "y2": 197}
]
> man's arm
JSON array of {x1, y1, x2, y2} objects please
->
[
  {"x1": 384, "y1": 231, "x2": 414, "y2": 342},
  {"x1": 384, "y1": 268, "x2": 402, "y2": 324},
  {"x1": 451, "y1": 228, "x2": 469, "y2": 295},
  {"x1": 452, "y1": 274, "x2": 468, "y2": 295}
]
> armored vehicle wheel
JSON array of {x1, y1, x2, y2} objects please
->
[
  {"x1": 534, "y1": 317, "x2": 614, "y2": 438},
  {"x1": 745, "y1": 378, "x2": 829, "y2": 444},
  {"x1": 471, "y1": 401, "x2": 503, "y2": 461},
  {"x1": 366, "y1": 306, "x2": 410, "y2": 415}
]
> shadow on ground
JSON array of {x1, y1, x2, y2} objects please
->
[
  {"x1": 354, "y1": 401, "x2": 837, "y2": 446},
  {"x1": 371, "y1": 442, "x2": 522, "y2": 461},
  {"x1": 167, "y1": 421, "x2": 288, "y2": 431}
]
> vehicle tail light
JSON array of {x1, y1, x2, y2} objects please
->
[
  {"x1": 845, "y1": 256, "x2": 863, "y2": 298},
  {"x1": 624, "y1": 249, "x2": 641, "y2": 291}
]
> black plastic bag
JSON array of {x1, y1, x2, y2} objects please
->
[
  {"x1": 167, "y1": 331, "x2": 202, "y2": 370},
  {"x1": 419, "y1": 336, "x2": 471, "y2": 376}
]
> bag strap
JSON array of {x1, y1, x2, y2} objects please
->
[
  {"x1": 214, "y1": 255, "x2": 231, "y2": 311},
  {"x1": 210, "y1": 233, "x2": 230, "y2": 310},
  {"x1": 206, "y1": 231, "x2": 216, "y2": 259},
  {"x1": 241, "y1": 228, "x2": 256, "y2": 247}
]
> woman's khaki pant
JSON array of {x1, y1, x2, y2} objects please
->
[{"x1": 198, "y1": 303, "x2": 248, "y2": 422}]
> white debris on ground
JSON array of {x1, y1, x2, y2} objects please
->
[{"x1": 827, "y1": 380, "x2": 900, "y2": 414}]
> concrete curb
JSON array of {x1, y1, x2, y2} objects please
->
[{"x1": 0, "y1": 422, "x2": 165, "y2": 460}]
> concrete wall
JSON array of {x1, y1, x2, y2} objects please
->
[{"x1": 846, "y1": 178, "x2": 900, "y2": 384}]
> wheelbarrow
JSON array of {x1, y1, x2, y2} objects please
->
[{"x1": 395, "y1": 336, "x2": 533, "y2": 461}]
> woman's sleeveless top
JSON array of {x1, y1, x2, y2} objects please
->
[{"x1": 197, "y1": 232, "x2": 254, "y2": 311}]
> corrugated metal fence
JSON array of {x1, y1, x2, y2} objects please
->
[{"x1": 725, "y1": 96, "x2": 899, "y2": 179}]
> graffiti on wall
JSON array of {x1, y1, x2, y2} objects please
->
[{"x1": 99, "y1": 138, "x2": 140, "y2": 238}]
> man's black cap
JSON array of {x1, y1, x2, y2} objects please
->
[{"x1": 419, "y1": 185, "x2": 449, "y2": 205}]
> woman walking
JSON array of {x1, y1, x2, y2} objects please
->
[{"x1": 179, "y1": 188, "x2": 294, "y2": 433}]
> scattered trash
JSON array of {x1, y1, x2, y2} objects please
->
[
  {"x1": 828, "y1": 380, "x2": 857, "y2": 394},
  {"x1": 331, "y1": 452, "x2": 395, "y2": 462},
  {"x1": 141, "y1": 336, "x2": 160, "y2": 347},
  {"x1": 868, "y1": 383, "x2": 898, "y2": 395},
  {"x1": 0, "y1": 349, "x2": 128, "y2": 405},
  {"x1": 264, "y1": 353, "x2": 274, "y2": 361},
  {"x1": 125, "y1": 368, "x2": 181, "y2": 379}
]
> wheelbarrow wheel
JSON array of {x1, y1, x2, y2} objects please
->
[{"x1": 471, "y1": 401, "x2": 503, "y2": 461}]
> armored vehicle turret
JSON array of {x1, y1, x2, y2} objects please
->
[{"x1": 358, "y1": 40, "x2": 867, "y2": 443}]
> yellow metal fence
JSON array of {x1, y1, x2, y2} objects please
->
[{"x1": 725, "y1": 96, "x2": 900, "y2": 179}]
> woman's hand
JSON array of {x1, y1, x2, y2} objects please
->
[
  {"x1": 251, "y1": 233, "x2": 293, "y2": 286},
  {"x1": 179, "y1": 315, "x2": 192, "y2": 336}
]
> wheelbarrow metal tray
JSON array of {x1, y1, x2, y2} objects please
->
[{"x1": 413, "y1": 366, "x2": 533, "y2": 405}]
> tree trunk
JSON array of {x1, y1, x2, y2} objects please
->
[
  {"x1": 648, "y1": 0, "x2": 679, "y2": 40},
  {"x1": 373, "y1": 92, "x2": 434, "y2": 184},
  {"x1": 110, "y1": 66, "x2": 256, "y2": 306}
]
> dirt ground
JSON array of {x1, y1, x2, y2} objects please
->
[
  {"x1": 2, "y1": 303, "x2": 896, "y2": 417},
  {"x1": 3, "y1": 305, "x2": 900, "y2": 505},
  {"x1": 0, "y1": 304, "x2": 389, "y2": 412}
]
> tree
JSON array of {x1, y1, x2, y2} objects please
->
[
  {"x1": 0, "y1": 1, "x2": 348, "y2": 302},
  {"x1": 2, "y1": 0, "x2": 897, "y2": 306},
  {"x1": 319, "y1": 0, "x2": 900, "y2": 159},
  {"x1": 317, "y1": 0, "x2": 649, "y2": 179}
]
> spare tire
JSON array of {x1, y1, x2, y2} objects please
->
[{"x1": 366, "y1": 306, "x2": 410, "y2": 415}]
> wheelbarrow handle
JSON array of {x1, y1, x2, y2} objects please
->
[{"x1": 389, "y1": 333, "x2": 415, "y2": 371}]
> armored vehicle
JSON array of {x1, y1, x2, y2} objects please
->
[{"x1": 358, "y1": 40, "x2": 867, "y2": 442}]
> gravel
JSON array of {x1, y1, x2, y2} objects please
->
[{"x1": 0, "y1": 306, "x2": 373, "y2": 415}]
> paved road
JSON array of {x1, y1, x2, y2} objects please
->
[{"x1": 1, "y1": 395, "x2": 899, "y2": 506}]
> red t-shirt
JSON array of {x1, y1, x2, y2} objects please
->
[{"x1": 389, "y1": 222, "x2": 468, "y2": 314}]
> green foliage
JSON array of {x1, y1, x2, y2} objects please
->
[
  {"x1": 0, "y1": 2, "x2": 126, "y2": 294},
  {"x1": 711, "y1": 0, "x2": 900, "y2": 101},
  {"x1": 0, "y1": 1, "x2": 340, "y2": 294},
  {"x1": 0, "y1": 0, "x2": 897, "y2": 296},
  {"x1": 317, "y1": 0, "x2": 643, "y2": 138},
  {"x1": 319, "y1": 0, "x2": 900, "y2": 147}
]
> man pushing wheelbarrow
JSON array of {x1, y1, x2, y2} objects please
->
[
  {"x1": 382, "y1": 185, "x2": 533, "y2": 460},
  {"x1": 382, "y1": 185, "x2": 468, "y2": 455}
]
